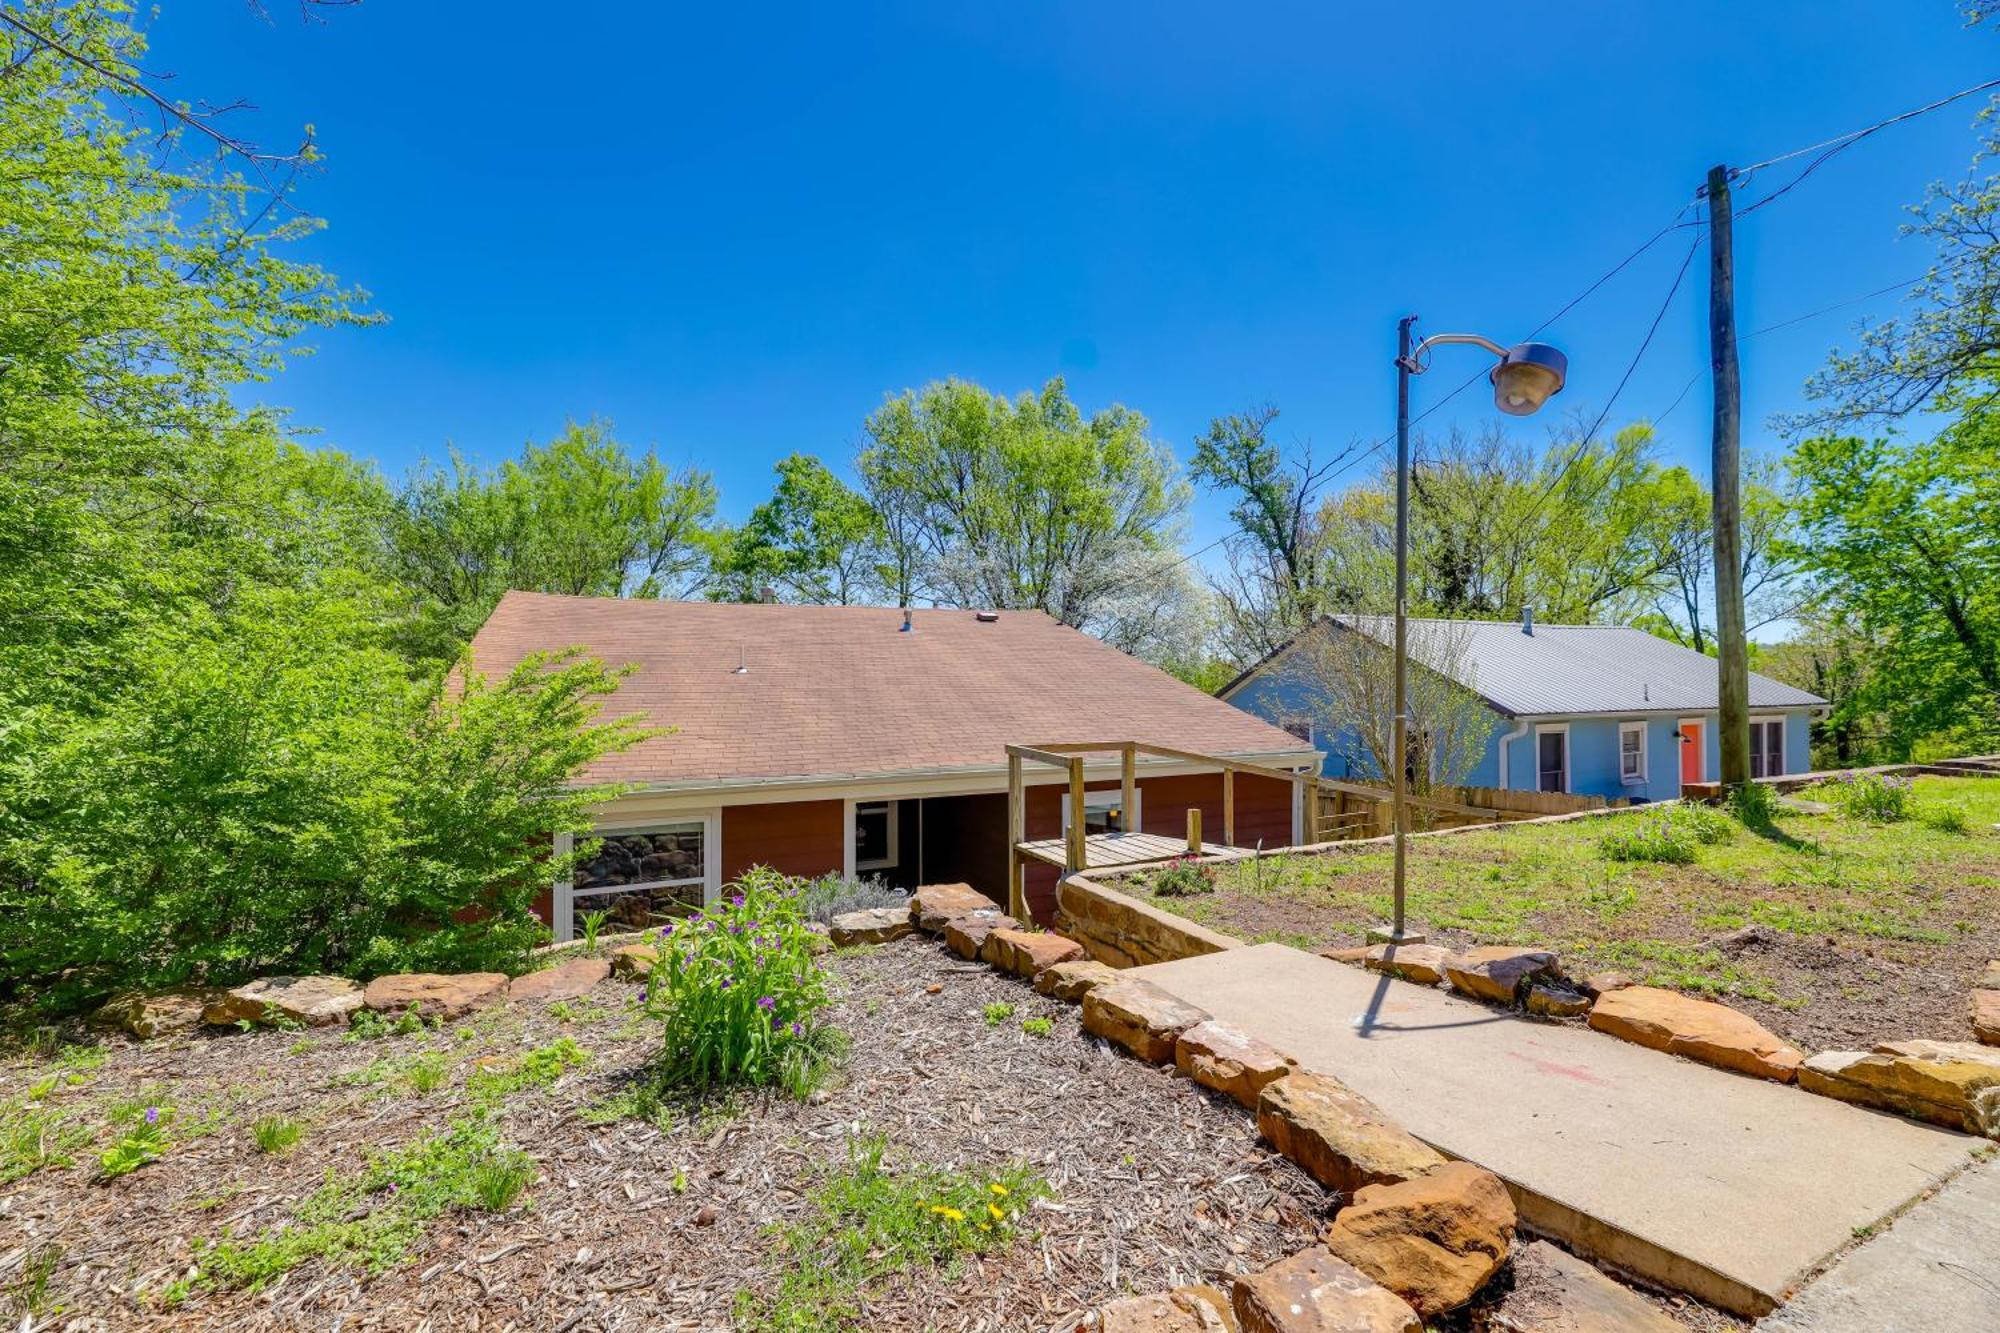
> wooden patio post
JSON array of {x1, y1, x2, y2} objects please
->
[
  {"x1": 1223, "y1": 768, "x2": 1236, "y2": 848},
  {"x1": 1006, "y1": 751, "x2": 1025, "y2": 919},
  {"x1": 1065, "y1": 756, "x2": 1087, "y2": 874},
  {"x1": 1120, "y1": 743, "x2": 1137, "y2": 840},
  {"x1": 1186, "y1": 806, "x2": 1202, "y2": 855}
]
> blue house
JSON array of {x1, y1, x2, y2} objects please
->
[{"x1": 1219, "y1": 613, "x2": 1828, "y2": 801}]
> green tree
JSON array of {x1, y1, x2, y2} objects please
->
[
  {"x1": 858, "y1": 377, "x2": 1190, "y2": 635},
  {"x1": 1784, "y1": 423, "x2": 2000, "y2": 754},
  {"x1": 387, "y1": 421, "x2": 716, "y2": 657},
  {"x1": 709, "y1": 454, "x2": 885, "y2": 604}
]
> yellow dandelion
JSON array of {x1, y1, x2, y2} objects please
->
[
  {"x1": 978, "y1": 1221, "x2": 992, "y2": 1232},
  {"x1": 928, "y1": 1205, "x2": 965, "y2": 1223},
  {"x1": 987, "y1": 1202, "x2": 1005, "y2": 1221},
  {"x1": 989, "y1": 1182, "x2": 1009, "y2": 1197}
]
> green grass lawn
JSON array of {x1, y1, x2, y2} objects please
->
[{"x1": 1129, "y1": 777, "x2": 2000, "y2": 1051}]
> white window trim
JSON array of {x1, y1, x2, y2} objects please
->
[
  {"x1": 1618, "y1": 720, "x2": 1648, "y2": 786},
  {"x1": 551, "y1": 809, "x2": 720, "y2": 943},
  {"x1": 1533, "y1": 722, "x2": 1571, "y2": 794},
  {"x1": 1677, "y1": 717, "x2": 1707, "y2": 786},
  {"x1": 1750, "y1": 713, "x2": 1787, "y2": 778},
  {"x1": 1060, "y1": 787, "x2": 1143, "y2": 837},
  {"x1": 853, "y1": 799, "x2": 900, "y2": 872}
]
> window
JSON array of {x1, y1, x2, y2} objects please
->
[
  {"x1": 854, "y1": 801, "x2": 899, "y2": 871},
  {"x1": 1280, "y1": 716, "x2": 1315, "y2": 745},
  {"x1": 568, "y1": 818, "x2": 711, "y2": 941},
  {"x1": 1061, "y1": 789, "x2": 1138, "y2": 837},
  {"x1": 1535, "y1": 727, "x2": 1569, "y2": 793},
  {"x1": 1749, "y1": 718, "x2": 1785, "y2": 779},
  {"x1": 1619, "y1": 722, "x2": 1647, "y2": 785}
]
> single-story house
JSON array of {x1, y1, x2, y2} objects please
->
[
  {"x1": 467, "y1": 591, "x2": 1320, "y2": 941},
  {"x1": 1219, "y1": 611, "x2": 1829, "y2": 802}
]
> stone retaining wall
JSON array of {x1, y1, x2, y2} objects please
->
[{"x1": 1055, "y1": 874, "x2": 1244, "y2": 968}]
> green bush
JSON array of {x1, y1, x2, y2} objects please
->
[
  {"x1": 1725, "y1": 781, "x2": 1780, "y2": 827},
  {"x1": 646, "y1": 868, "x2": 838, "y2": 1097},
  {"x1": 1822, "y1": 772, "x2": 1914, "y2": 823},
  {"x1": 1149, "y1": 856, "x2": 1218, "y2": 897},
  {"x1": 1670, "y1": 804, "x2": 1736, "y2": 845}
]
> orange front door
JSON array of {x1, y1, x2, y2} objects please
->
[{"x1": 1679, "y1": 722, "x2": 1703, "y2": 785}]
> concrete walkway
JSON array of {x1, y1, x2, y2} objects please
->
[
  {"x1": 1129, "y1": 943, "x2": 1982, "y2": 1318},
  {"x1": 1759, "y1": 1158, "x2": 2000, "y2": 1331}
]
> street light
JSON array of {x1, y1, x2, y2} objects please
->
[{"x1": 1374, "y1": 319, "x2": 1567, "y2": 948}]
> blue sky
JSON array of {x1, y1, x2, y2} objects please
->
[{"x1": 150, "y1": 2, "x2": 1992, "y2": 548}]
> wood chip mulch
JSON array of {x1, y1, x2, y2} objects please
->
[{"x1": 1, "y1": 939, "x2": 1337, "y2": 1331}]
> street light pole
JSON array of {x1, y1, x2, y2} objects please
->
[
  {"x1": 1389, "y1": 315, "x2": 1416, "y2": 944},
  {"x1": 1371, "y1": 323, "x2": 1569, "y2": 949}
]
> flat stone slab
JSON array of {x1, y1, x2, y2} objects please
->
[
  {"x1": 507, "y1": 957, "x2": 610, "y2": 1003},
  {"x1": 1759, "y1": 1159, "x2": 2000, "y2": 1332},
  {"x1": 828, "y1": 907, "x2": 911, "y2": 947},
  {"x1": 1128, "y1": 943, "x2": 1979, "y2": 1318}
]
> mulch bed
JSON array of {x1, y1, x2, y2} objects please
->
[{"x1": 0, "y1": 937, "x2": 1742, "y2": 1330}]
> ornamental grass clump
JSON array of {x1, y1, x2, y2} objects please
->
[{"x1": 647, "y1": 868, "x2": 839, "y2": 1097}]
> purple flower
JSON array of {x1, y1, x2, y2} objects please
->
[
  {"x1": 657, "y1": 922, "x2": 676, "y2": 940},
  {"x1": 719, "y1": 978, "x2": 733, "y2": 990},
  {"x1": 143, "y1": 1106, "x2": 160, "y2": 1126},
  {"x1": 790, "y1": 1022, "x2": 803, "y2": 1037},
  {"x1": 730, "y1": 894, "x2": 746, "y2": 908},
  {"x1": 756, "y1": 995, "x2": 776, "y2": 1011}
]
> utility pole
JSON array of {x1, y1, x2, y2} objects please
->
[
  {"x1": 1383, "y1": 314, "x2": 1418, "y2": 944},
  {"x1": 1707, "y1": 163, "x2": 1750, "y2": 790}
]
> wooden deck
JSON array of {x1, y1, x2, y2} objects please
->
[{"x1": 1014, "y1": 830, "x2": 1250, "y2": 871}]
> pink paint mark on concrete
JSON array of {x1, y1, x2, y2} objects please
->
[{"x1": 1506, "y1": 1049, "x2": 1617, "y2": 1088}]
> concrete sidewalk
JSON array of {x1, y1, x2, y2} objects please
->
[
  {"x1": 1129, "y1": 943, "x2": 1983, "y2": 1318},
  {"x1": 1759, "y1": 1158, "x2": 2000, "y2": 1331}
]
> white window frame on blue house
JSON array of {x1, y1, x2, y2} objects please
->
[
  {"x1": 1532, "y1": 722, "x2": 1571, "y2": 794},
  {"x1": 1749, "y1": 713, "x2": 1786, "y2": 779},
  {"x1": 1618, "y1": 721, "x2": 1648, "y2": 786}
]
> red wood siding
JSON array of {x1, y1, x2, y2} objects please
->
[{"x1": 722, "y1": 800, "x2": 845, "y2": 883}]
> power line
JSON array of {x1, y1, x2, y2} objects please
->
[
  {"x1": 1510, "y1": 226, "x2": 1706, "y2": 531},
  {"x1": 1733, "y1": 76, "x2": 2000, "y2": 218}
]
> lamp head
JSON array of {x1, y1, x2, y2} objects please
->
[{"x1": 1490, "y1": 342, "x2": 1567, "y2": 416}]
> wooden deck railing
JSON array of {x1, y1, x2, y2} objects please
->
[{"x1": 1308, "y1": 779, "x2": 1622, "y2": 842}]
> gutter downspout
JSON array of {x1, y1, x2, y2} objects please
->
[{"x1": 1497, "y1": 717, "x2": 1531, "y2": 790}]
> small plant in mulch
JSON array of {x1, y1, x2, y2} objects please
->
[
  {"x1": 249, "y1": 1114, "x2": 303, "y2": 1155},
  {"x1": 981, "y1": 1002, "x2": 1014, "y2": 1026},
  {"x1": 98, "y1": 1103, "x2": 170, "y2": 1178},
  {"x1": 579, "y1": 908, "x2": 612, "y2": 953},
  {"x1": 1149, "y1": 855, "x2": 1218, "y2": 897},
  {"x1": 733, "y1": 1133, "x2": 1050, "y2": 1332},
  {"x1": 1019, "y1": 1017, "x2": 1053, "y2": 1038},
  {"x1": 467, "y1": 1036, "x2": 589, "y2": 1106},
  {"x1": 644, "y1": 868, "x2": 843, "y2": 1101},
  {"x1": 343, "y1": 1006, "x2": 425, "y2": 1043},
  {"x1": 1, "y1": 1104, "x2": 92, "y2": 1185}
]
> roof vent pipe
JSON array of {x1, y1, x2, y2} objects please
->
[
  {"x1": 1521, "y1": 605, "x2": 1534, "y2": 636},
  {"x1": 900, "y1": 608, "x2": 913, "y2": 633}
]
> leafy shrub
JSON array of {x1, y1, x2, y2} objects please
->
[
  {"x1": 251, "y1": 1115, "x2": 303, "y2": 1155},
  {"x1": 735, "y1": 1134, "x2": 1047, "y2": 1332},
  {"x1": 792, "y1": 873, "x2": 906, "y2": 926},
  {"x1": 1149, "y1": 856, "x2": 1218, "y2": 897},
  {"x1": 1822, "y1": 772, "x2": 1913, "y2": 823},
  {"x1": 1670, "y1": 804, "x2": 1736, "y2": 845},
  {"x1": 645, "y1": 868, "x2": 837, "y2": 1097},
  {"x1": 3, "y1": 642, "x2": 653, "y2": 1009},
  {"x1": 1725, "y1": 780, "x2": 1780, "y2": 827},
  {"x1": 1917, "y1": 802, "x2": 1969, "y2": 833}
]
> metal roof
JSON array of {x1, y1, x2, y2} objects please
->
[{"x1": 1320, "y1": 615, "x2": 1827, "y2": 718}]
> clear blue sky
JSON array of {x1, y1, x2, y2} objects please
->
[{"x1": 149, "y1": 2, "x2": 1993, "y2": 548}]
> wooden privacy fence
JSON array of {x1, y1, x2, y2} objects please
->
[{"x1": 1308, "y1": 779, "x2": 1621, "y2": 842}]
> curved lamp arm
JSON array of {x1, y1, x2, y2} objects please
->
[{"x1": 1400, "y1": 331, "x2": 1508, "y2": 374}]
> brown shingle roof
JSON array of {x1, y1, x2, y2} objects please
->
[{"x1": 467, "y1": 591, "x2": 1315, "y2": 786}]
